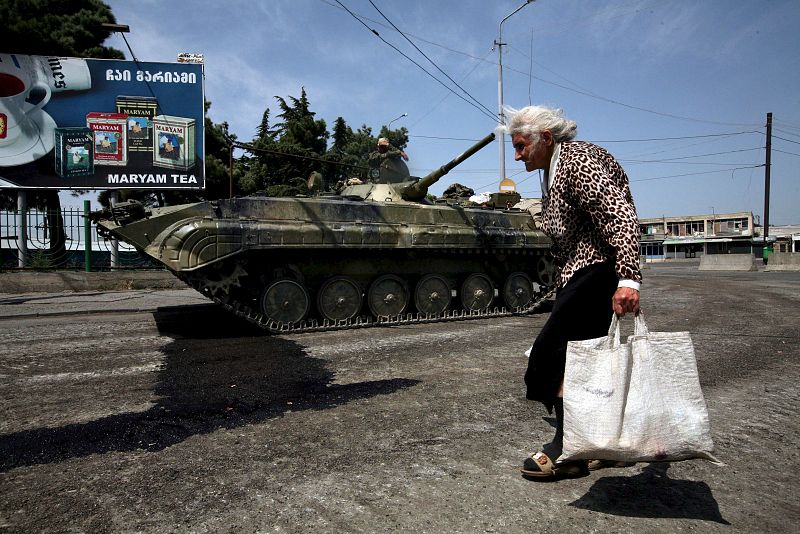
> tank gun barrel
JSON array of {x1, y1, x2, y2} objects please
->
[{"x1": 402, "y1": 133, "x2": 496, "y2": 200}]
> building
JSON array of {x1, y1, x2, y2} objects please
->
[{"x1": 639, "y1": 211, "x2": 755, "y2": 261}]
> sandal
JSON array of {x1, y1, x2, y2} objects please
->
[
  {"x1": 520, "y1": 452, "x2": 588, "y2": 480},
  {"x1": 587, "y1": 459, "x2": 636, "y2": 471}
]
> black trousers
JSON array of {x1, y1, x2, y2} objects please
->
[{"x1": 525, "y1": 260, "x2": 618, "y2": 409}]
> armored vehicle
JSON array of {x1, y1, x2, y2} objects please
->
[{"x1": 95, "y1": 133, "x2": 553, "y2": 333}]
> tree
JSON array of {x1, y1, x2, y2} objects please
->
[
  {"x1": 0, "y1": 0, "x2": 125, "y2": 59},
  {"x1": 239, "y1": 88, "x2": 330, "y2": 197},
  {"x1": 330, "y1": 117, "x2": 351, "y2": 152},
  {"x1": 274, "y1": 87, "x2": 328, "y2": 155},
  {"x1": 237, "y1": 89, "x2": 413, "y2": 197},
  {"x1": 0, "y1": 0, "x2": 124, "y2": 258}
]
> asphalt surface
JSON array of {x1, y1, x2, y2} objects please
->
[{"x1": 0, "y1": 263, "x2": 798, "y2": 532}]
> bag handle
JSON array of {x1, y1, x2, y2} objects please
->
[
  {"x1": 606, "y1": 314, "x2": 621, "y2": 348},
  {"x1": 633, "y1": 311, "x2": 649, "y2": 336},
  {"x1": 607, "y1": 311, "x2": 649, "y2": 347}
]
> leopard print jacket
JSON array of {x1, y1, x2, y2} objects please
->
[{"x1": 541, "y1": 141, "x2": 642, "y2": 288}]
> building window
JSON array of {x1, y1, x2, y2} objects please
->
[
  {"x1": 640, "y1": 244, "x2": 664, "y2": 257},
  {"x1": 667, "y1": 221, "x2": 704, "y2": 236}
]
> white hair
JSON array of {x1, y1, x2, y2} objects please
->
[{"x1": 502, "y1": 105, "x2": 577, "y2": 144}]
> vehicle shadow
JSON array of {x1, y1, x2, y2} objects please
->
[
  {"x1": 0, "y1": 305, "x2": 419, "y2": 472},
  {"x1": 569, "y1": 463, "x2": 730, "y2": 524}
]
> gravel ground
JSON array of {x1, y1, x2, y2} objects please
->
[{"x1": 0, "y1": 263, "x2": 798, "y2": 533}]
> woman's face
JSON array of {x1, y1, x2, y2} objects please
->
[{"x1": 512, "y1": 131, "x2": 553, "y2": 172}]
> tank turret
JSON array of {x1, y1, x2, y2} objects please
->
[{"x1": 94, "y1": 133, "x2": 553, "y2": 333}]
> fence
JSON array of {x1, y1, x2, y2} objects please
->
[{"x1": 0, "y1": 202, "x2": 157, "y2": 271}]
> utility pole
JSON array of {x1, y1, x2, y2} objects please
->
[
  {"x1": 763, "y1": 112, "x2": 772, "y2": 242},
  {"x1": 495, "y1": 1, "x2": 535, "y2": 185},
  {"x1": 229, "y1": 144, "x2": 234, "y2": 199}
]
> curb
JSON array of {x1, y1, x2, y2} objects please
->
[{"x1": 0, "y1": 271, "x2": 188, "y2": 293}]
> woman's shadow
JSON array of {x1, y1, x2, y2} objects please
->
[
  {"x1": 569, "y1": 462, "x2": 730, "y2": 525},
  {"x1": 0, "y1": 304, "x2": 419, "y2": 472}
]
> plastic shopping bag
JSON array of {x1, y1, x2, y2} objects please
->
[{"x1": 559, "y1": 313, "x2": 720, "y2": 464}]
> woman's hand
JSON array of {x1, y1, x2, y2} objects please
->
[{"x1": 612, "y1": 287, "x2": 639, "y2": 316}]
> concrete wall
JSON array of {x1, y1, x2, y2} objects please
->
[
  {"x1": 698, "y1": 254, "x2": 758, "y2": 271},
  {"x1": 766, "y1": 252, "x2": 800, "y2": 272}
]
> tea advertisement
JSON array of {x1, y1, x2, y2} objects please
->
[{"x1": 0, "y1": 54, "x2": 205, "y2": 190}]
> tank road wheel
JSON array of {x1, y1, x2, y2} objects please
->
[
  {"x1": 536, "y1": 255, "x2": 556, "y2": 287},
  {"x1": 503, "y1": 272, "x2": 536, "y2": 309},
  {"x1": 317, "y1": 276, "x2": 362, "y2": 322},
  {"x1": 460, "y1": 273, "x2": 494, "y2": 311},
  {"x1": 260, "y1": 279, "x2": 310, "y2": 325},
  {"x1": 414, "y1": 274, "x2": 451, "y2": 315},
  {"x1": 367, "y1": 275, "x2": 409, "y2": 318}
]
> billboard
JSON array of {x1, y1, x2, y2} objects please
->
[{"x1": 0, "y1": 54, "x2": 205, "y2": 190}]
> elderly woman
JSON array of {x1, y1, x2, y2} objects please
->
[{"x1": 504, "y1": 105, "x2": 641, "y2": 479}]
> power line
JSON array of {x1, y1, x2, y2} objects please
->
[
  {"x1": 323, "y1": 0, "x2": 764, "y2": 129},
  {"x1": 621, "y1": 147, "x2": 764, "y2": 163},
  {"x1": 629, "y1": 165, "x2": 763, "y2": 183},
  {"x1": 773, "y1": 134, "x2": 800, "y2": 146},
  {"x1": 594, "y1": 131, "x2": 760, "y2": 143},
  {"x1": 410, "y1": 50, "x2": 492, "y2": 129},
  {"x1": 321, "y1": 0, "x2": 761, "y2": 130},
  {"x1": 412, "y1": 131, "x2": 759, "y2": 143},
  {"x1": 772, "y1": 119, "x2": 800, "y2": 131},
  {"x1": 233, "y1": 142, "x2": 369, "y2": 170},
  {"x1": 513, "y1": 69, "x2": 761, "y2": 127},
  {"x1": 333, "y1": 1, "x2": 498, "y2": 123},
  {"x1": 773, "y1": 148, "x2": 800, "y2": 157},
  {"x1": 773, "y1": 126, "x2": 800, "y2": 138},
  {"x1": 367, "y1": 0, "x2": 497, "y2": 120},
  {"x1": 614, "y1": 133, "x2": 762, "y2": 161}
]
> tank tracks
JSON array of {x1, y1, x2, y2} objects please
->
[{"x1": 208, "y1": 287, "x2": 555, "y2": 335}]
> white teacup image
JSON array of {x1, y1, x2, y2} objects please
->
[{"x1": 0, "y1": 70, "x2": 52, "y2": 148}]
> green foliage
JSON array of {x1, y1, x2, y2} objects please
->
[
  {"x1": 378, "y1": 126, "x2": 409, "y2": 151},
  {"x1": 237, "y1": 89, "x2": 415, "y2": 193},
  {"x1": 0, "y1": 0, "x2": 124, "y2": 58},
  {"x1": 28, "y1": 250, "x2": 55, "y2": 270},
  {"x1": 202, "y1": 103, "x2": 237, "y2": 200},
  {"x1": 239, "y1": 88, "x2": 332, "y2": 197},
  {"x1": 273, "y1": 88, "x2": 328, "y2": 155}
]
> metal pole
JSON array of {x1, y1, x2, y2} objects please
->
[
  {"x1": 84, "y1": 200, "x2": 92, "y2": 272},
  {"x1": 17, "y1": 191, "x2": 27, "y2": 268},
  {"x1": 229, "y1": 144, "x2": 234, "y2": 199},
  {"x1": 109, "y1": 191, "x2": 119, "y2": 269},
  {"x1": 496, "y1": 1, "x2": 535, "y2": 185},
  {"x1": 763, "y1": 112, "x2": 772, "y2": 242},
  {"x1": 496, "y1": 35, "x2": 506, "y2": 186}
]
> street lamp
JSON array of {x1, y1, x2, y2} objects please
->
[
  {"x1": 387, "y1": 112, "x2": 408, "y2": 129},
  {"x1": 101, "y1": 23, "x2": 130, "y2": 32},
  {"x1": 495, "y1": 0, "x2": 535, "y2": 184}
]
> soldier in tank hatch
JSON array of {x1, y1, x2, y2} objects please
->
[{"x1": 367, "y1": 137, "x2": 409, "y2": 182}]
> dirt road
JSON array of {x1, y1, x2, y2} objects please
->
[{"x1": 0, "y1": 264, "x2": 798, "y2": 532}]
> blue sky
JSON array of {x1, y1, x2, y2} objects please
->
[{"x1": 80, "y1": 0, "x2": 800, "y2": 224}]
